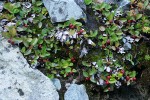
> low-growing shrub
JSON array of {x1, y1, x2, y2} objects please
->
[{"x1": 0, "y1": 0, "x2": 150, "y2": 92}]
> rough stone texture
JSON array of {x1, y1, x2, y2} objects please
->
[
  {"x1": 0, "y1": 37, "x2": 59, "y2": 100},
  {"x1": 42, "y1": 0, "x2": 86, "y2": 23},
  {"x1": 74, "y1": 0, "x2": 86, "y2": 10},
  {"x1": 102, "y1": 85, "x2": 150, "y2": 100},
  {"x1": 64, "y1": 84, "x2": 89, "y2": 100},
  {"x1": 52, "y1": 78, "x2": 61, "y2": 91},
  {"x1": 88, "y1": 84, "x2": 150, "y2": 100}
]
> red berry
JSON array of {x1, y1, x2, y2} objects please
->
[
  {"x1": 71, "y1": 57, "x2": 74, "y2": 60},
  {"x1": 108, "y1": 87, "x2": 111, "y2": 91},
  {"x1": 71, "y1": 57, "x2": 76, "y2": 62},
  {"x1": 8, "y1": 39, "x2": 12, "y2": 43},
  {"x1": 66, "y1": 74, "x2": 69, "y2": 77},
  {"x1": 106, "y1": 39, "x2": 110, "y2": 45},
  {"x1": 38, "y1": 44, "x2": 42, "y2": 49},
  {"x1": 131, "y1": 20, "x2": 136, "y2": 23},
  {"x1": 132, "y1": 77, "x2": 136, "y2": 81},
  {"x1": 126, "y1": 76, "x2": 130, "y2": 81},
  {"x1": 70, "y1": 71, "x2": 73, "y2": 75},
  {"x1": 77, "y1": 31, "x2": 81, "y2": 35},
  {"x1": 102, "y1": 45, "x2": 106, "y2": 49},
  {"x1": 131, "y1": 35, "x2": 137, "y2": 39},
  {"x1": 71, "y1": 26, "x2": 75, "y2": 29},
  {"x1": 11, "y1": 41, "x2": 15, "y2": 45},
  {"x1": 69, "y1": 24, "x2": 73, "y2": 27},
  {"x1": 105, "y1": 80, "x2": 109, "y2": 85},
  {"x1": 107, "y1": 76, "x2": 111, "y2": 80},
  {"x1": 120, "y1": 70, "x2": 124, "y2": 74},
  {"x1": 69, "y1": 24, "x2": 75, "y2": 29},
  {"x1": 128, "y1": 20, "x2": 132, "y2": 23},
  {"x1": 73, "y1": 60, "x2": 76, "y2": 63},
  {"x1": 85, "y1": 77, "x2": 90, "y2": 81},
  {"x1": 24, "y1": 24, "x2": 28, "y2": 27},
  {"x1": 79, "y1": 29, "x2": 84, "y2": 33}
]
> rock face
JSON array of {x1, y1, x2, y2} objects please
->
[
  {"x1": 52, "y1": 78, "x2": 61, "y2": 91},
  {"x1": 64, "y1": 84, "x2": 89, "y2": 100},
  {"x1": 43, "y1": 0, "x2": 86, "y2": 23},
  {"x1": 74, "y1": 0, "x2": 86, "y2": 10},
  {"x1": 102, "y1": 85, "x2": 150, "y2": 100},
  {"x1": 0, "y1": 37, "x2": 59, "y2": 100}
]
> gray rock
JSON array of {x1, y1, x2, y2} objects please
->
[
  {"x1": 123, "y1": 42, "x2": 131, "y2": 50},
  {"x1": 42, "y1": 0, "x2": 86, "y2": 23},
  {"x1": 0, "y1": 1, "x2": 3, "y2": 12},
  {"x1": 74, "y1": 0, "x2": 86, "y2": 10},
  {"x1": 0, "y1": 37, "x2": 59, "y2": 100},
  {"x1": 52, "y1": 78, "x2": 61, "y2": 91},
  {"x1": 99, "y1": 84, "x2": 150, "y2": 100},
  {"x1": 64, "y1": 84, "x2": 89, "y2": 100}
]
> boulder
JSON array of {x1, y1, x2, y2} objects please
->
[
  {"x1": 42, "y1": 0, "x2": 86, "y2": 23},
  {"x1": 64, "y1": 84, "x2": 89, "y2": 100},
  {"x1": 52, "y1": 78, "x2": 61, "y2": 91},
  {"x1": 74, "y1": 0, "x2": 86, "y2": 10},
  {"x1": 0, "y1": 37, "x2": 59, "y2": 100}
]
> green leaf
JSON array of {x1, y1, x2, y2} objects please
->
[
  {"x1": 72, "y1": 69, "x2": 77, "y2": 72},
  {"x1": 109, "y1": 78, "x2": 117, "y2": 84},
  {"x1": 83, "y1": 71, "x2": 89, "y2": 77},
  {"x1": 32, "y1": 0, "x2": 36, "y2": 4},
  {"x1": 4, "y1": 3, "x2": 20, "y2": 14},
  {"x1": 99, "y1": 2, "x2": 107, "y2": 10},
  {"x1": 136, "y1": 14, "x2": 142, "y2": 20},
  {"x1": 74, "y1": 22, "x2": 82, "y2": 26},
  {"x1": 104, "y1": 88, "x2": 109, "y2": 92},
  {"x1": 117, "y1": 73, "x2": 123, "y2": 79},
  {"x1": 38, "y1": 22, "x2": 42, "y2": 28},
  {"x1": 36, "y1": 1, "x2": 43, "y2": 6},
  {"x1": 129, "y1": 71, "x2": 136, "y2": 78},
  {"x1": 13, "y1": 9, "x2": 20, "y2": 13},
  {"x1": 120, "y1": 18, "x2": 127, "y2": 23},
  {"x1": 69, "y1": 63, "x2": 73, "y2": 66},
  {"x1": 144, "y1": 0, "x2": 149, "y2": 8},
  {"x1": 111, "y1": 25, "x2": 118, "y2": 31},
  {"x1": 90, "y1": 77, "x2": 96, "y2": 83},
  {"x1": 98, "y1": 66, "x2": 104, "y2": 72},
  {"x1": 82, "y1": 61, "x2": 91, "y2": 67},
  {"x1": 89, "y1": 68, "x2": 97, "y2": 75},
  {"x1": 126, "y1": 53, "x2": 133, "y2": 61},
  {"x1": 89, "y1": 30, "x2": 98, "y2": 37},
  {"x1": 24, "y1": 49, "x2": 32, "y2": 55},
  {"x1": 47, "y1": 74, "x2": 54, "y2": 79},
  {"x1": 31, "y1": 38, "x2": 38, "y2": 46},
  {"x1": 21, "y1": 47, "x2": 26, "y2": 53},
  {"x1": 97, "y1": 60, "x2": 102, "y2": 67},
  {"x1": 107, "y1": 13, "x2": 114, "y2": 21},
  {"x1": 84, "y1": 0, "x2": 92, "y2": 5},
  {"x1": 65, "y1": 67, "x2": 71, "y2": 73},
  {"x1": 116, "y1": 31, "x2": 123, "y2": 35}
]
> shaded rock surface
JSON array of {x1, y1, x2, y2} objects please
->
[
  {"x1": 74, "y1": 0, "x2": 86, "y2": 10},
  {"x1": 52, "y1": 78, "x2": 61, "y2": 91},
  {"x1": 87, "y1": 84, "x2": 150, "y2": 100},
  {"x1": 0, "y1": 36, "x2": 59, "y2": 100},
  {"x1": 101, "y1": 84, "x2": 150, "y2": 100},
  {"x1": 64, "y1": 84, "x2": 89, "y2": 100},
  {"x1": 43, "y1": 0, "x2": 86, "y2": 23}
]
